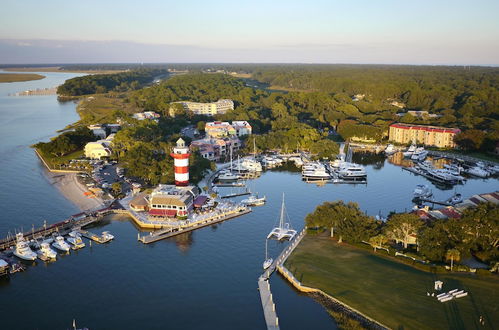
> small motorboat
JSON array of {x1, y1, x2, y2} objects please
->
[
  {"x1": 241, "y1": 194, "x2": 266, "y2": 206},
  {"x1": 413, "y1": 184, "x2": 432, "y2": 199},
  {"x1": 37, "y1": 242, "x2": 57, "y2": 260},
  {"x1": 67, "y1": 231, "x2": 86, "y2": 250},
  {"x1": 13, "y1": 233, "x2": 37, "y2": 261},
  {"x1": 447, "y1": 193, "x2": 463, "y2": 205},
  {"x1": 263, "y1": 258, "x2": 273, "y2": 270},
  {"x1": 52, "y1": 236, "x2": 71, "y2": 252},
  {"x1": 100, "y1": 231, "x2": 114, "y2": 243},
  {"x1": 263, "y1": 239, "x2": 273, "y2": 270}
]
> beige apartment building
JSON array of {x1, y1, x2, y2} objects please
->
[
  {"x1": 389, "y1": 123, "x2": 461, "y2": 148},
  {"x1": 173, "y1": 99, "x2": 234, "y2": 116}
]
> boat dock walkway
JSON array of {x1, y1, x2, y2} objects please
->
[
  {"x1": 257, "y1": 228, "x2": 307, "y2": 330},
  {"x1": 78, "y1": 230, "x2": 110, "y2": 244},
  {"x1": 417, "y1": 198, "x2": 453, "y2": 207},
  {"x1": 402, "y1": 166, "x2": 454, "y2": 185},
  {"x1": 221, "y1": 191, "x2": 251, "y2": 199},
  {"x1": 138, "y1": 207, "x2": 251, "y2": 244},
  {"x1": 0, "y1": 206, "x2": 114, "y2": 251}
]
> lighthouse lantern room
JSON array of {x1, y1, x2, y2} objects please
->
[{"x1": 171, "y1": 138, "x2": 190, "y2": 186}]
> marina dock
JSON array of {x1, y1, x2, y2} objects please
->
[
  {"x1": 0, "y1": 206, "x2": 114, "y2": 251},
  {"x1": 138, "y1": 207, "x2": 251, "y2": 244}
]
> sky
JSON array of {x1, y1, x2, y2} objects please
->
[{"x1": 1, "y1": 0, "x2": 498, "y2": 65}]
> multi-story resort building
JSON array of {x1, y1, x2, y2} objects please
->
[
  {"x1": 205, "y1": 121, "x2": 252, "y2": 138},
  {"x1": 190, "y1": 137, "x2": 241, "y2": 161},
  {"x1": 389, "y1": 123, "x2": 461, "y2": 148},
  {"x1": 173, "y1": 99, "x2": 234, "y2": 116}
]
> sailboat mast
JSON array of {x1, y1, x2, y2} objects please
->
[{"x1": 279, "y1": 193, "x2": 285, "y2": 229}]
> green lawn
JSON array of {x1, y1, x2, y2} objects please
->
[
  {"x1": 286, "y1": 235, "x2": 498, "y2": 330},
  {"x1": 36, "y1": 148, "x2": 86, "y2": 170}
]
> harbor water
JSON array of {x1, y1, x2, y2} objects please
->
[{"x1": 0, "y1": 73, "x2": 498, "y2": 329}]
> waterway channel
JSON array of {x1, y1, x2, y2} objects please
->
[{"x1": 0, "y1": 72, "x2": 498, "y2": 329}]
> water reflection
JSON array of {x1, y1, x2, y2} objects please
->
[{"x1": 352, "y1": 151, "x2": 386, "y2": 169}]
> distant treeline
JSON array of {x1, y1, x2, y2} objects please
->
[{"x1": 57, "y1": 69, "x2": 168, "y2": 96}]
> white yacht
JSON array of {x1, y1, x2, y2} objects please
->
[
  {"x1": 37, "y1": 242, "x2": 57, "y2": 260},
  {"x1": 52, "y1": 236, "x2": 71, "y2": 252},
  {"x1": 416, "y1": 160, "x2": 434, "y2": 172},
  {"x1": 13, "y1": 233, "x2": 37, "y2": 261},
  {"x1": 413, "y1": 184, "x2": 432, "y2": 199},
  {"x1": 403, "y1": 143, "x2": 417, "y2": 157},
  {"x1": 302, "y1": 165, "x2": 330, "y2": 180},
  {"x1": 217, "y1": 169, "x2": 240, "y2": 182},
  {"x1": 411, "y1": 147, "x2": 427, "y2": 161},
  {"x1": 427, "y1": 168, "x2": 459, "y2": 183},
  {"x1": 466, "y1": 166, "x2": 490, "y2": 178},
  {"x1": 241, "y1": 194, "x2": 266, "y2": 206},
  {"x1": 444, "y1": 163, "x2": 464, "y2": 175},
  {"x1": 239, "y1": 158, "x2": 262, "y2": 172},
  {"x1": 384, "y1": 144, "x2": 396, "y2": 155},
  {"x1": 67, "y1": 231, "x2": 86, "y2": 250},
  {"x1": 267, "y1": 194, "x2": 297, "y2": 241},
  {"x1": 439, "y1": 169, "x2": 466, "y2": 183},
  {"x1": 337, "y1": 164, "x2": 367, "y2": 180}
]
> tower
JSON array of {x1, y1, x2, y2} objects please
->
[{"x1": 171, "y1": 138, "x2": 190, "y2": 186}]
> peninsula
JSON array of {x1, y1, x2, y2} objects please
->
[{"x1": 0, "y1": 73, "x2": 45, "y2": 83}]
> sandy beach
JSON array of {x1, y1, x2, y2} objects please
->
[{"x1": 45, "y1": 171, "x2": 106, "y2": 211}]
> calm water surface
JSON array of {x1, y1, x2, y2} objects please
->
[{"x1": 0, "y1": 73, "x2": 498, "y2": 329}]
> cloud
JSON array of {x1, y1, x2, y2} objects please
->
[{"x1": 0, "y1": 38, "x2": 497, "y2": 65}]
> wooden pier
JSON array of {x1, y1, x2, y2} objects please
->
[
  {"x1": 138, "y1": 208, "x2": 251, "y2": 244},
  {"x1": 257, "y1": 228, "x2": 307, "y2": 330},
  {"x1": 221, "y1": 191, "x2": 251, "y2": 199}
]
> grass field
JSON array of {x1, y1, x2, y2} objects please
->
[
  {"x1": 36, "y1": 148, "x2": 85, "y2": 170},
  {"x1": 76, "y1": 94, "x2": 140, "y2": 125},
  {"x1": 0, "y1": 73, "x2": 45, "y2": 83},
  {"x1": 286, "y1": 235, "x2": 498, "y2": 330}
]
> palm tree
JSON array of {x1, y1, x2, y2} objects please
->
[{"x1": 446, "y1": 249, "x2": 461, "y2": 271}]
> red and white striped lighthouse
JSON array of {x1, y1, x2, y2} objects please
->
[{"x1": 171, "y1": 138, "x2": 190, "y2": 186}]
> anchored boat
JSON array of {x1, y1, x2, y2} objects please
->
[
  {"x1": 52, "y1": 235, "x2": 71, "y2": 252},
  {"x1": 37, "y1": 242, "x2": 57, "y2": 260},
  {"x1": 67, "y1": 231, "x2": 86, "y2": 250},
  {"x1": 13, "y1": 233, "x2": 37, "y2": 261},
  {"x1": 267, "y1": 194, "x2": 297, "y2": 241}
]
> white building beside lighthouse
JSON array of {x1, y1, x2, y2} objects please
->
[{"x1": 170, "y1": 138, "x2": 190, "y2": 186}]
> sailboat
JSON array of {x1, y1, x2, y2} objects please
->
[
  {"x1": 267, "y1": 193, "x2": 297, "y2": 240},
  {"x1": 218, "y1": 145, "x2": 240, "y2": 182},
  {"x1": 263, "y1": 239, "x2": 273, "y2": 270}
]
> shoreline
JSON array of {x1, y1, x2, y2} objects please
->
[{"x1": 44, "y1": 170, "x2": 106, "y2": 212}]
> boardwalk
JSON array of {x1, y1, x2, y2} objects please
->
[
  {"x1": 257, "y1": 228, "x2": 307, "y2": 330},
  {"x1": 138, "y1": 208, "x2": 251, "y2": 244}
]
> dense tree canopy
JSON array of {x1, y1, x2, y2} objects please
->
[
  {"x1": 34, "y1": 127, "x2": 94, "y2": 157},
  {"x1": 57, "y1": 69, "x2": 167, "y2": 96}
]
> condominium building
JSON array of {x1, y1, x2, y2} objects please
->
[
  {"x1": 174, "y1": 99, "x2": 234, "y2": 116},
  {"x1": 389, "y1": 123, "x2": 460, "y2": 148},
  {"x1": 204, "y1": 121, "x2": 252, "y2": 138}
]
